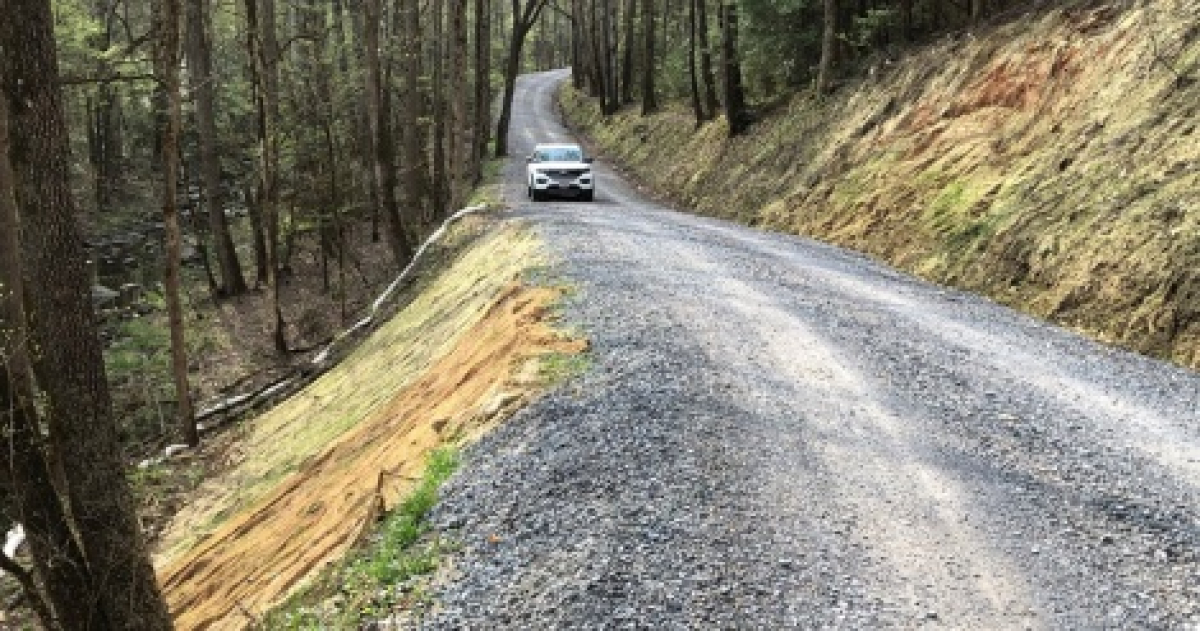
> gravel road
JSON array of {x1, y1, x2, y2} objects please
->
[{"x1": 414, "y1": 70, "x2": 1200, "y2": 629}]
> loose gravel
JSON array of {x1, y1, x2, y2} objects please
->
[{"x1": 411, "y1": 70, "x2": 1200, "y2": 630}]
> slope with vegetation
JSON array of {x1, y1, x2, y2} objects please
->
[
  {"x1": 563, "y1": 0, "x2": 1200, "y2": 369},
  {"x1": 156, "y1": 215, "x2": 585, "y2": 628}
]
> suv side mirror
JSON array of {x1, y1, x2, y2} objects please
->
[{"x1": 584, "y1": 157, "x2": 595, "y2": 164}]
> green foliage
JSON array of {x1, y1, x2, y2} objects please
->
[
  {"x1": 741, "y1": 0, "x2": 823, "y2": 91},
  {"x1": 259, "y1": 449, "x2": 461, "y2": 630}
]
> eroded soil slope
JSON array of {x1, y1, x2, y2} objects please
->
[
  {"x1": 155, "y1": 219, "x2": 584, "y2": 629},
  {"x1": 562, "y1": 0, "x2": 1200, "y2": 368}
]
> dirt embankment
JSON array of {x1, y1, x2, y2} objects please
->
[
  {"x1": 562, "y1": 0, "x2": 1200, "y2": 369},
  {"x1": 155, "y1": 218, "x2": 585, "y2": 629}
]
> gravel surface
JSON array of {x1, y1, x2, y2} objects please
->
[{"x1": 413, "y1": 70, "x2": 1200, "y2": 629}]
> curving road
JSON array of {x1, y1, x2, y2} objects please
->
[{"x1": 417, "y1": 70, "x2": 1200, "y2": 629}]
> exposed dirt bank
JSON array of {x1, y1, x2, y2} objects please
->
[
  {"x1": 155, "y1": 217, "x2": 584, "y2": 629},
  {"x1": 561, "y1": 0, "x2": 1199, "y2": 369}
]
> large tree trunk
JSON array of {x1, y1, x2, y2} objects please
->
[
  {"x1": 640, "y1": 0, "x2": 657, "y2": 114},
  {"x1": 156, "y1": 0, "x2": 198, "y2": 447},
  {"x1": 186, "y1": 0, "x2": 247, "y2": 296},
  {"x1": 0, "y1": 63, "x2": 95, "y2": 631},
  {"x1": 0, "y1": 0, "x2": 174, "y2": 627}
]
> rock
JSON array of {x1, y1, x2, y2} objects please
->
[{"x1": 91, "y1": 284, "x2": 120, "y2": 309}]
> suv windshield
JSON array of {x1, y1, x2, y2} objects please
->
[{"x1": 535, "y1": 147, "x2": 583, "y2": 162}]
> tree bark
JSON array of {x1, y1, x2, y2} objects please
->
[
  {"x1": 0, "y1": 0, "x2": 174, "y2": 627},
  {"x1": 186, "y1": 0, "x2": 247, "y2": 296},
  {"x1": 0, "y1": 60, "x2": 96, "y2": 631}
]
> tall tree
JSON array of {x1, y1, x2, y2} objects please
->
[
  {"x1": 816, "y1": 0, "x2": 836, "y2": 93},
  {"x1": 697, "y1": 0, "x2": 719, "y2": 116},
  {"x1": 473, "y1": 0, "x2": 493, "y2": 168},
  {"x1": 397, "y1": 0, "x2": 425, "y2": 246},
  {"x1": 687, "y1": 0, "x2": 705, "y2": 124},
  {"x1": 0, "y1": 0, "x2": 174, "y2": 626},
  {"x1": 719, "y1": 0, "x2": 748, "y2": 135},
  {"x1": 640, "y1": 0, "x2": 657, "y2": 114},
  {"x1": 156, "y1": 0, "x2": 198, "y2": 447},
  {"x1": 186, "y1": 0, "x2": 247, "y2": 296},
  {"x1": 430, "y1": 0, "x2": 449, "y2": 220},
  {"x1": 494, "y1": 0, "x2": 550, "y2": 156},
  {"x1": 620, "y1": 0, "x2": 635, "y2": 103}
]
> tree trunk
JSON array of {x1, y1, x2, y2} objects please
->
[
  {"x1": 719, "y1": 1, "x2": 748, "y2": 135},
  {"x1": 0, "y1": 0, "x2": 174, "y2": 627},
  {"x1": 697, "y1": 0, "x2": 718, "y2": 118},
  {"x1": 687, "y1": 0, "x2": 705, "y2": 124},
  {"x1": 816, "y1": 0, "x2": 836, "y2": 93},
  {"x1": 473, "y1": 0, "x2": 492, "y2": 170},
  {"x1": 0, "y1": 61, "x2": 96, "y2": 631},
  {"x1": 156, "y1": 0, "x2": 198, "y2": 448},
  {"x1": 448, "y1": 0, "x2": 469, "y2": 202},
  {"x1": 430, "y1": 0, "x2": 449, "y2": 221},
  {"x1": 640, "y1": 0, "x2": 657, "y2": 114},
  {"x1": 620, "y1": 0, "x2": 635, "y2": 103},
  {"x1": 398, "y1": 0, "x2": 425, "y2": 242},
  {"x1": 495, "y1": 0, "x2": 549, "y2": 156},
  {"x1": 186, "y1": 0, "x2": 247, "y2": 296}
]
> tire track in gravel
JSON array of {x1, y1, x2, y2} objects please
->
[{"x1": 413, "y1": 70, "x2": 1200, "y2": 630}]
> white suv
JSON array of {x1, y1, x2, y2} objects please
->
[{"x1": 526, "y1": 143, "x2": 595, "y2": 202}]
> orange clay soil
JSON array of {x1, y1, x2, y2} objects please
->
[{"x1": 158, "y1": 283, "x2": 585, "y2": 630}]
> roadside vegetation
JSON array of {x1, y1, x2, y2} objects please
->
[{"x1": 258, "y1": 448, "x2": 460, "y2": 630}]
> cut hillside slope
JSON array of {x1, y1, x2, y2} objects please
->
[
  {"x1": 562, "y1": 0, "x2": 1200, "y2": 369},
  {"x1": 155, "y1": 217, "x2": 585, "y2": 629}
]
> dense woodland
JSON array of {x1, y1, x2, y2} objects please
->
[{"x1": 1, "y1": 0, "x2": 1037, "y2": 624}]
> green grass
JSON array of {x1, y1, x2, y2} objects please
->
[
  {"x1": 258, "y1": 448, "x2": 461, "y2": 630},
  {"x1": 538, "y1": 351, "x2": 591, "y2": 384}
]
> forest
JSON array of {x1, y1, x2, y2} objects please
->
[{"x1": 1, "y1": 0, "x2": 1040, "y2": 624}]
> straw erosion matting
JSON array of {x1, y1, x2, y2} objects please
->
[{"x1": 155, "y1": 220, "x2": 585, "y2": 629}]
